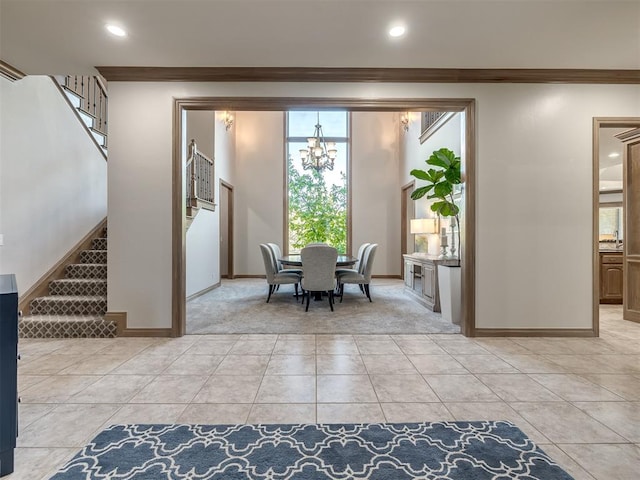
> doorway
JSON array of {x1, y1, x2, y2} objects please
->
[
  {"x1": 172, "y1": 98, "x2": 476, "y2": 337},
  {"x1": 400, "y1": 181, "x2": 415, "y2": 264},
  {"x1": 220, "y1": 180, "x2": 234, "y2": 279}
]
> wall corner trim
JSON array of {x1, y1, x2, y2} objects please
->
[{"x1": 0, "y1": 60, "x2": 26, "y2": 81}]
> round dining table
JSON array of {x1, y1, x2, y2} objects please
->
[{"x1": 280, "y1": 254, "x2": 358, "y2": 268}]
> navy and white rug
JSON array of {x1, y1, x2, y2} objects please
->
[{"x1": 50, "y1": 422, "x2": 573, "y2": 479}]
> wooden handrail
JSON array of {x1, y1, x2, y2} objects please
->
[{"x1": 186, "y1": 139, "x2": 215, "y2": 208}]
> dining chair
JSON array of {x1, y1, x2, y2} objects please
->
[
  {"x1": 335, "y1": 242, "x2": 370, "y2": 278},
  {"x1": 300, "y1": 245, "x2": 338, "y2": 311},
  {"x1": 259, "y1": 244, "x2": 300, "y2": 303},
  {"x1": 337, "y1": 243, "x2": 378, "y2": 302},
  {"x1": 267, "y1": 243, "x2": 303, "y2": 276}
]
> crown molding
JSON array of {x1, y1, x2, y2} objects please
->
[
  {"x1": 96, "y1": 66, "x2": 640, "y2": 84},
  {"x1": 0, "y1": 60, "x2": 26, "y2": 82}
]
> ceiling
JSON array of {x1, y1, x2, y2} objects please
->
[
  {"x1": 599, "y1": 127, "x2": 628, "y2": 192},
  {"x1": 2, "y1": 0, "x2": 639, "y2": 75}
]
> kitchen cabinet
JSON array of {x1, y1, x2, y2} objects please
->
[{"x1": 600, "y1": 252, "x2": 623, "y2": 304}]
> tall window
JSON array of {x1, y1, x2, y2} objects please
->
[{"x1": 286, "y1": 111, "x2": 350, "y2": 254}]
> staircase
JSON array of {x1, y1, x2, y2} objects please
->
[{"x1": 19, "y1": 226, "x2": 116, "y2": 338}]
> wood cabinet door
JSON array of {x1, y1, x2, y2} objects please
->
[
  {"x1": 422, "y1": 263, "x2": 436, "y2": 305},
  {"x1": 600, "y1": 264, "x2": 624, "y2": 303},
  {"x1": 404, "y1": 261, "x2": 413, "y2": 288}
]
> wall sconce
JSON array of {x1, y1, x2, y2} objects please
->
[
  {"x1": 223, "y1": 111, "x2": 234, "y2": 131},
  {"x1": 410, "y1": 218, "x2": 438, "y2": 254},
  {"x1": 400, "y1": 112, "x2": 410, "y2": 133}
]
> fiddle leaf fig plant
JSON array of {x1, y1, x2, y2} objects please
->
[{"x1": 410, "y1": 147, "x2": 462, "y2": 262}]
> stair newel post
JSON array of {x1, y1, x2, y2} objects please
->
[{"x1": 188, "y1": 139, "x2": 198, "y2": 205}]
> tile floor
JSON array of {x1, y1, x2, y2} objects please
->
[{"x1": 8, "y1": 305, "x2": 640, "y2": 480}]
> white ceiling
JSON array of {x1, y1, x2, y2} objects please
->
[
  {"x1": 599, "y1": 127, "x2": 627, "y2": 192},
  {"x1": 1, "y1": 0, "x2": 639, "y2": 75}
]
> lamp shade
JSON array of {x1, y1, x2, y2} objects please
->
[{"x1": 410, "y1": 218, "x2": 437, "y2": 234}]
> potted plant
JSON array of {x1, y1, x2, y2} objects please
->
[{"x1": 410, "y1": 147, "x2": 462, "y2": 324}]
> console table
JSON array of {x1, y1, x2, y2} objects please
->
[
  {"x1": 0, "y1": 274, "x2": 18, "y2": 477},
  {"x1": 402, "y1": 254, "x2": 457, "y2": 312}
]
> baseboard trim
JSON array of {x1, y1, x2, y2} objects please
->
[
  {"x1": 121, "y1": 328, "x2": 174, "y2": 338},
  {"x1": 473, "y1": 328, "x2": 596, "y2": 338},
  {"x1": 19, "y1": 218, "x2": 107, "y2": 314},
  {"x1": 233, "y1": 275, "x2": 266, "y2": 278},
  {"x1": 104, "y1": 311, "x2": 127, "y2": 336},
  {"x1": 186, "y1": 281, "x2": 220, "y2": 301}
]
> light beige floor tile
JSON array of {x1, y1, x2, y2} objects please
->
[
  {"x1": 111, "y1": 353, "x2": 180, "y2": 375},
  {"x1": 70, "y1": 374, "x2": 154, "y2": 403},
  {"x1": 407, "y1": 355, "x2": 469, "y2": 374},
  {"x1": 141, "y1": 339, "x2": 197, "y2": 356},
  {"x1": 265, "y1": 355, "x2": 316, "y2": 375},
  {"x1": 272, "y1": 339, "x2": 316, "y2": 355},
  {"x1": 18, "y1": 403, "x2": 55, "y2": 429},
  {"x1": 185, "y1": 339, "x2": 238, "y2": 355},
  {"x1": 476, "y1": 374, "x2": 562, "y2": 402},
  {"x1": 8, "y1": 448, "x2": 76, "y2": 480},
  {"x1": 391, "y1": 337, "x2": 447, "y2": 355},
  {"x1": 214, "y1": 355, "x2": 270, "y2": 375},
  {"x1": 316, "y1": 337, "x2": 359, "y2": 355},
  {"x1": 229, "y1": 339, "x2": 277, "y2": 355},
  {"x1": 18, "y1": 375, "x2": 48, "y2": 391},
  {"x1": 509, "y1": 402, "x2": 626, "y2": 444},
  {"x1": 499, "y1": 354, "x2": 568, "y2": 374},
  {"x1": 434, "y1": 340, "x2": 490, "y2": 355},
  {"x1": 510, "y1": 338, "x2": 576, "y2": 355},
  {"x1": 472, "y1": 338, "x2": 532, "y2": 355},
  {"x1": 542, "y1": 355, "x2": 622, "y2": 374},
  {"x1": 317, "y1": 403, "x2": 385, "y2": 423},
  {"x1": 381, "y1": 402, "x2": 454, "y2": 422},
  {"x1": 454, "y1": 355, "x2": 519, "y2": 373},
  {"x1": 163, "y1": 354, "x2": 224, "y2": 375},
  {"x1": 592, "y1": 355, "x2": 640, "y2": 374},
  {"x1": 370, "y1": 374, "x2": 439, "y2": 402},
  {"x1": 255, "y1": 375, "x2": 316, "y2": 403},
  {"x1": 94, "y1": 338, "x2": 158, "y2": 358},
  {"x1": 423, "y1": 375, "x2": 500, "y2": 402},
  {"x1": 362, "y1": 354, "x2": 418, "y2": 374},
  {"x1": 18, "y1": 354, "x2": 89, "y2": 375},
  {"x1": 561, "y1": 339, "x2": 618, "y2": 355},
  {"x1": 559, "y1": 443, "x2": 640, "y2": 480},
  {"x1": 355, "y1": 339, "x2": 403, "y2": 355},
  {"x1": 193, "y1": 375, "x2": 263, "y2": 403},
  {"x1": 130, "y1": 375, "x2": 208, "y2": 404},
  {"x1": 579, "y1": 374, "x2": 640, "y2": 400},
  {"x1": 104, "y1": 403, "x2": 187, "y2": 425},
  {"x1": 17, "y1": 403, "x2": 121, "y2": 448},
  {"x1": 51, "y1": 339, "x2": 114, "y2": 356},
  {"x1": 58, "y1": 354, "x2": 128, "y2": 375},
  {"x1": 529, "y1": 374, "x2": 625, "y2": 402},
  {"x1": 445, "y1": 401, "x2": 550, "y2": 444},
  {"x1": 247, "y1": 403, "x2": 316, "y2": 424},
  {"x1": 537, "y1": 444, "x2": 596, "y2": 480},
  {"x1": 573, "y1": 401, "x2": 640, "y2": 442},
  {"x1": 239, "y1": 334, "x2": 279, "y2": 341},
  {"x1": 177, "y1": 403, "x2": 251, "y2": 424},
  {"x1": 317, "y1": 375, "x2": 378, "y2": 403},
  {"x1": 353, "y1": 335, "x2": 393, "y2": 342},
  {"x1": 316, "y1": 354, "x2": 367, "y2": 374},
  {"x1": 20, "y1": 375, "x2": 101, "y2": 403}
]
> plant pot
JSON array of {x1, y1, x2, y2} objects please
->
[{"x1": 437, "y1": 264, "x2": 462, "y2": 325}]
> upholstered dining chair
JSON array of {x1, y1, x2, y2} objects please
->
[
  {"x1": 335, "y1": 242, "x2": 370, "y2": 279},
  {"x1": 337, "y1": 243, "x2": 378, "y2": 302},
  {"x1": 267, "y1": 243, "x2": 303, "y2": 276},
  {"x1": 259, "y1": 244, "x2": 300, "y2": 303},
  {"x1": 300, "y1": 245, "x2": 338, "y2": 311}
]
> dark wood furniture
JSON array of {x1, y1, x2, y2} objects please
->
[
  {"x1": 403, "y1": 254, "x2": 457, "y2": 312},
  {"x1": 600, "y1": 251, "x2": 623, "y2": 304},
  {"x1": 0, "y1": 274, "x2": 18, "y2": 477},
  {"x1": 280, "y1": 255, "x2": 357, "y2": 268}
]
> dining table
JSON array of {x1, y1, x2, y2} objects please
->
[{"x1": 279, "y1": 254, "x2": 358, "y2": 268}]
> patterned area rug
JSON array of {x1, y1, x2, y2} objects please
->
[{"x1": 49, "y1": 422, "x2": 573, "y2": 479}]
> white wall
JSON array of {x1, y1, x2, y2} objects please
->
[
  {"x1": 185, "y1": 111, "x2": 217, "y2": 297},
  {"x1": 0, "y1": 76, "x2": 107, "y2": 294},
  {"x1": 214, "y1": 111, "x2": 236, "y2": 274},
  {"x1": 234, "y1": 111, "x2": 284, "y2": 275},
  {"x1": 351, "y1": 112, "x2": 400, "y2": 275},
  {"x1": 107, "y1": 81, "x2": 639, "y2": 330}
]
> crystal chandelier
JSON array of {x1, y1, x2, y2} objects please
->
[{"x1": 299, "y1": 112, "x2": 337, "y2": 171}]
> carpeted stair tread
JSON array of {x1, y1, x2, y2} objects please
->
[
  {"x1": 65, "y1": 263, "x2": 107, "y2": 279},
  {"x1": 30, "y1": 295, "x2": 107, "y2": 316},
  {"x1": 49, "y1": 278, "x2": 107, "y2": 296},
  {"x1": 91, "y1": 238, "x2": 107, "y2": 250},
  {"x1": 19, "y1": 314, "x2": 116, "y2": 338},
  {"x1": 80, "y1": 249, "x2": 107, "y2": 264}
]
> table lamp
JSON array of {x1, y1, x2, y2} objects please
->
[{"x1": 410, "y1": 218, "x2": 438, "y2": 254}]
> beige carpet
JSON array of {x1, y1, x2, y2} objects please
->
[{"x1": 187, "y1": 278, "x2": 461, "y2": 335}]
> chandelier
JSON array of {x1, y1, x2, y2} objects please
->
[{"x1": 299, "y1": 112, "x2": 337, "y2": 171}]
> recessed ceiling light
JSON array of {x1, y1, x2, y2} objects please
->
[
  {"x1": 106, "y1": 24, "x2": 127, "y2": 37},
  {"x1": 608, "y1": 152, "x2": 620, "y2": 158},
  {"x1": 389, "y1": 26, "x2": 406, "y2": 38}
]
